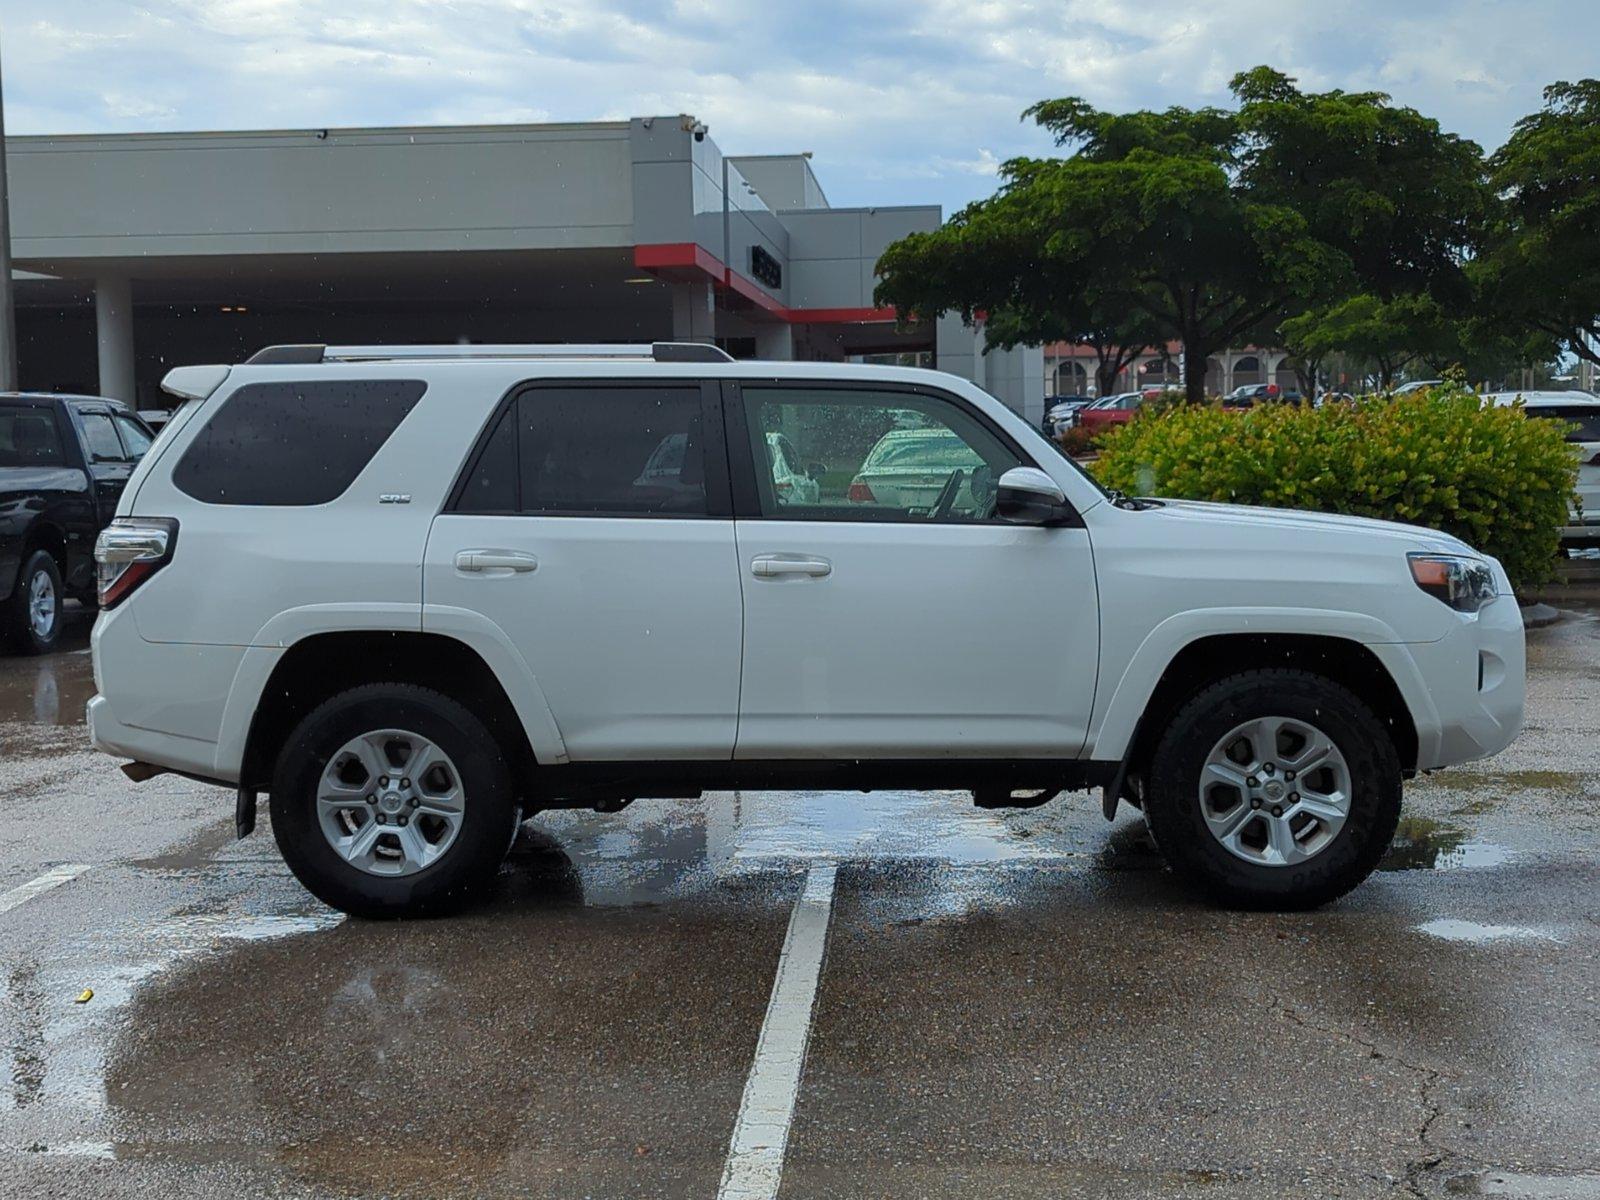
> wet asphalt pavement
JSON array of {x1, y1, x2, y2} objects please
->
[{"x1": 1, "y1": 607, "x2": 1598, "y2": 1199}]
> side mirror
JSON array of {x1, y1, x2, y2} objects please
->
[{"x1": 995, "y1": 467, "x2": 1076, "y2": 526}]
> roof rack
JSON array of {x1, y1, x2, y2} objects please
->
[{"x1": 245, "y1": 342, "x2": 734, "y2": 365}]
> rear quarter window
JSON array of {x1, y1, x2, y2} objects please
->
[
  {"x1": 172, "y1": 379, "x2": 426, "y2": 505},
  {"x1": 0, "y1": 405, "x2": 67, "y2": 467}
]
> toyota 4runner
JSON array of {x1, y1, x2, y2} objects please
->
[{"x1": 88, "y1": 343, "x2": 1525, "y2": 915}]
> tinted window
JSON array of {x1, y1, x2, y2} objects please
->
[
  {"x1": 1528, "y1": 406, "x2": 1600, "y2": 443},
  {"x1": 114, "y1": 414, "x2": 154, "y2": 458},
  {"x1": 459, "y1": 405, "x2": 519, "y2": 511},
  {"x1": 741, "y1": 387, "x2": 1023, "y2": 521},
  {"x1": 512, "y1": 385, "x2": 708, "y2": 515},
  {"x1": 80, "y1": 412, "x2": 125, "y2": 461},
  {"x1": 0, "y1": 406, "x2": 66, "y2": 467},
  {"x1": 173, "y1": 380, "x2": 425, "y2": 506}
]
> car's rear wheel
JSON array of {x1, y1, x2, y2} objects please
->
[
  {"x1": 1143, "y1": 669, "x2": 1402, "y2": 910},
  {"x1": 5, "y1": 550, "x2": 64, "y2": 655},
  {"x1": 270, "y1": 684, "x2": 520, "y2": 917}
]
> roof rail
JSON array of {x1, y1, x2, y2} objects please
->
[{"x1": 244, "y1": 342, "x2": 734, "y2": 365}]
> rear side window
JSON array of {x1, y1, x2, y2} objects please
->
[
  {"x1": 1527, "y1": 406, "x2": 1600, "y2": 443},
  {"x1": 173, "y1": 380, "x2": 426, "y2": 505},
  {"x1": 454, "y1": 385, "x2": 710, "y2": 516},
  {"x1": 0, "y1": 406, "x2": 66, "y2": 467}
]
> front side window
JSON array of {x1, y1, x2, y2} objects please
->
[
  {"x1": 173, "y1": 379, "x2": 426, "y2": 506},
  {"x1": 741, "y1": 386, "x2": 1023, "y2": 521},
  {"x1": 0, "y1": 406, "x2": 66, "y2": 467},
  {"x1": 80, "y1": 412, "x2": 126, "y2": 462},
  {"x1": 454, "y1": 385, "x2": 709, "y2": 516},
  {"x1": 114, "y1": 414, "x2": 154, "y2": 458}
]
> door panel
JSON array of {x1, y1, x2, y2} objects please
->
[
  {"x1": 426, "y1": 515, "x2": 743, "y2": 759},
  {"x1": 729, "y1": 383, "x2": 1099, "y2": 760},
  {"x1": 733, "y1": 520, "x2": 1098, "y2": 758},
  {"x1": 424, "y1": 379, "x2": 743, "y2": 761}
]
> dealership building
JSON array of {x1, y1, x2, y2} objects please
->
[{"x1": 4, "y1": 116, "x2": 1044, "y2": 423}]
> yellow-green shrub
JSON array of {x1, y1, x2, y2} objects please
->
[{"x1": 1090, "y1": 386, "x2": 1579, "y2": 589}]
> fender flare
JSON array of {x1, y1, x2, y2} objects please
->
[
  {"x1": 1087, "y1": 606, "x2": 1440, "y2": 765},
  {"x1": 211, "y1": 603, "x2": 570, "y2": 778}
]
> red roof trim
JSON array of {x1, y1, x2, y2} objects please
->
[{"x1": 633, "y1": 242, "x2": 900, "y2": 326}]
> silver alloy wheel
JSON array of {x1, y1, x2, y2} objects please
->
[
  {"x1": 27, "y1": 569, "x2": 56, "y2": 640},
  {"x1": 317, "y1": 729, "x2": 465, "y2": 877},
  {"x1": 1198, "y1": 715, "x2": 1352, "y2": 867}
]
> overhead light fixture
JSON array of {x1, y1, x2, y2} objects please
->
[{"x1": 624, "y1": 276, "x2": 656, "y2": 285}]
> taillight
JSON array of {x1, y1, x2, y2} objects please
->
[
  {"x1": 847, "y1": 479, "x2": 876, "y2": 503},
  {"x1": 95, "y1": 518, "x2": 179, "y2": 608}
]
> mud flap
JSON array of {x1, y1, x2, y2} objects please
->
[
  {"x1": 235, "y1": 787, "x2": 258, "y2": 839},
  {"x1": 1102, "y1": 758, "x2": 1131, "y2": 821}
]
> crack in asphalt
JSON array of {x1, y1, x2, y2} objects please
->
[{"x1": 1273, "y1": 999, "x2": 1457, "y2": 1197}]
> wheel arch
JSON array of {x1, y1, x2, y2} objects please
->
[
  {"x1": 20, "y1": 519, "x2": 69, "y2": 581},
  {"x1": 238, "y1": 630, "x2": 543, "y2": 796},
  {"x1": 1104, "y1": 631, "x2": 1421, "y2": 785}
]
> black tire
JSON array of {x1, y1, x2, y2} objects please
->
[
  {"x1": 1143, "y1": 669, "x2": 1402, "y2": 910},
  {"x1": 269, "y1": 683, "x2": 520, "y2": 918},
  {"x1": 5, "y1": 550, "x2": 64, "y2": 655}
]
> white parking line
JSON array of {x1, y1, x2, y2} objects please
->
[
  {"x1": 718, "y1": 861, "x2": 838, "y2": 1200},
  {"x1": 0, "y1": 864, "x2": 93, "y2": 916}
]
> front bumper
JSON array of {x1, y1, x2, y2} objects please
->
[{"x1": 1396, "y1": 593, "x2": 1526, "y2": 770}]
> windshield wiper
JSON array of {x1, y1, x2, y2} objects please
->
[{"x1": 1105, "y1": 489, "x2": 1158, "y2": 511}]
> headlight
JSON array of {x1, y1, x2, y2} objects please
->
[{"x1": 1407, "y1": 553, "x2": 1497, "y2": 612}]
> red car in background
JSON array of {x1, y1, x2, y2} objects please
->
[{"x1": 1075, "y1": 391, "x2": 1150, "y2": 435}]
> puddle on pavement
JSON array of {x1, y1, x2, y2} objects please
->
[
  {"x1": 533, "y1": 787, "x2": 1098, "y2": 910},
  {"x1": 0, "y1": 642, "x2": 95, "y2": 729},
  {"x1": 0, "y1": 904, "x2": 345, "y2": 1135},
  {"x1": 1380, "y1": 817, "x2": 1512, "y2": 872},
  {"x1": 1415, "y1": 918, "x2": 1562, "y2": 945}
]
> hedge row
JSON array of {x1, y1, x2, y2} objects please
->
[{"x1": 1089, "y1": 387, "x2": 1579, "y2": 589}]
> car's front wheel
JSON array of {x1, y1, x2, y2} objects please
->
[
  {"x1": 270, "y1": 684, "x2": 520, "y2": 917},
  {"x1": 1143, "y1": 669, "x2": 1402, "y2": 909}
]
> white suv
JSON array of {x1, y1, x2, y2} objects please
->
[{"x1": 88, "y1": 343, "x2": 1526, "y2": 915}]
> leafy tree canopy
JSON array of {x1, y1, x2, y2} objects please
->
[
  {"x1": 1482, "y1": 78, "x2": 1600, "y2": 366},
  {"x1": 876, "y1": 97, "x2": 1348, "y2": 404}
]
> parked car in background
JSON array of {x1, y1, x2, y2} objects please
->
[
  {"x1": 1042, "y1": 395, "x2": 1094, "y2": 436},
  {"x1": 1394, "y1": 380, "x2": 1443, "y2": 396},
  {"x1": 849, "y1": 425, "x2": 992, "y2": 512},
  {"x1": 1, "y1": 393, "x2": 155, "y2": 653},
  {"x1": 1077, "y1": 391, "x2": 1148, "y2": 435},
  {"x1": 1486, "y1": 391, "x2": 1600, "y2": 547},
  {"x1": 89, "y1": 341, "x2": 1524, "y2": 917},
  {"x1": 1223, "y1": 383, "x2": 1304, "y2": 406}
]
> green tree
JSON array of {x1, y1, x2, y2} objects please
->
[
  {"x1": 1281, "y1": 293, "x2": 1452, "y2": 390},
  {"x1": 876, "y1": 102, "x2": 1347, "y2": 405},
  {"x1": 1232, "y1": 67, "x2": 1487, "y2": 305},
  {"x1": 1482, "y1": 79, "x2": 1600, "y2": 368}
]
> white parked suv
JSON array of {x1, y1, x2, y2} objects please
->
[{"x1": 88, "y1": 343, "x2": 1526, "y2": 916}]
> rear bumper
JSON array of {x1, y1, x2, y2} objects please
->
[
  {"x1": 86, "y1": 693, "x2": 227, "y2": 782},
  {"x1": 88, "y1": 601, "x2": 250, "y2": 784}
]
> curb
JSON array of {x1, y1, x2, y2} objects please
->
[{"x1": 1519, "y1": 602, "x2": 1562, "y2": 629}]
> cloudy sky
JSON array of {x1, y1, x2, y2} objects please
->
[{"x1": 1, "y1": 1, "x2": 1594, "y2": 213}]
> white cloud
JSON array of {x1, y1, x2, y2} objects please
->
[{"x1": 0, "y1": 0, "x2": 1593, "y2": 213}]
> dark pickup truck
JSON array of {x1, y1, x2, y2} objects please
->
[{"x1": 1, "y1": 393, "x2": 155, "y2": 654}]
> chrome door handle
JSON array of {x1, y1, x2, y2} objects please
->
[
  {"x1": 456, "y1": 549, "x2": 539, "y2": 573},
  {"x1": 751, "y1": 554, "x2": 832, "y2": 579}
]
